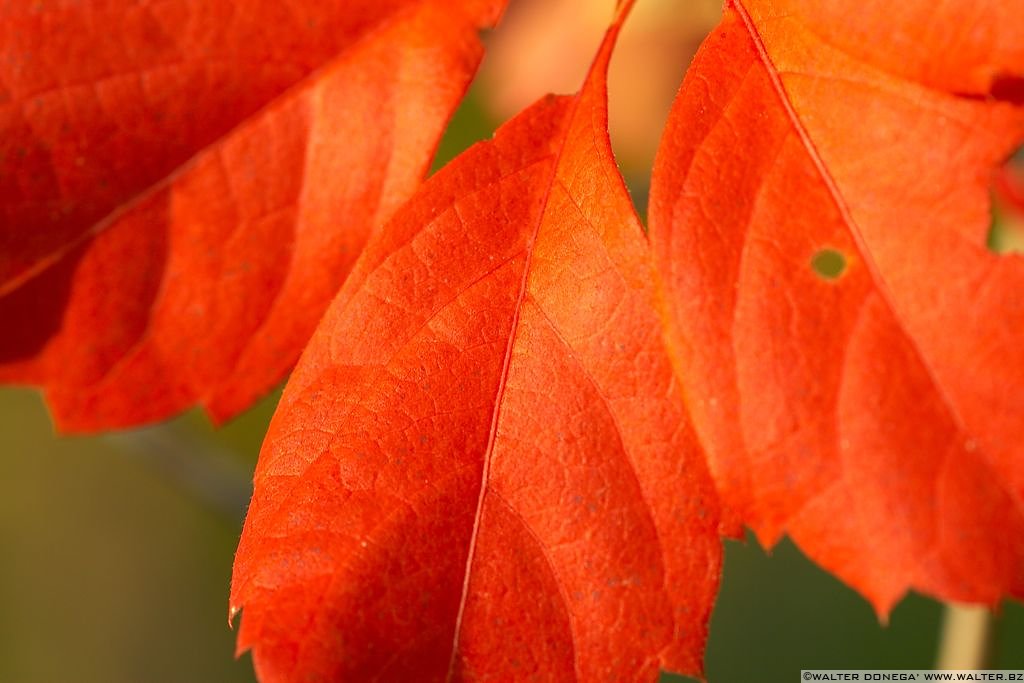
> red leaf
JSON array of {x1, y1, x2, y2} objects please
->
[
  {"x1": 0, "y1": 0, "x2": 504, "y2": 430},
  {"x1": 231, "y1": 4, "x2": 721, "y2": 680},
  {"x1": 650, "y1": 0, "x2": 1024, "y2": 612}
]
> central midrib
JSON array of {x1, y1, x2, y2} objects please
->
[
  {"x1": 730, "y1": 0, "x2": 1024, "y2": 525},
  {"x1": 443, "y1": 96, "x2": 582, "y2": 681}
]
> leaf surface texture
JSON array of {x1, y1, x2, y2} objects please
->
[{"x1": 0, "y1": 0, "x2": 504, "y2": 429}]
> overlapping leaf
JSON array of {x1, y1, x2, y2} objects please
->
[
  {"x1": 0, "y1": 0, "x2": 504, "y2": 430},
  {"x1": 230, "y1": 4, "x2": 721, "y2": 680},
  {"x1": 650, "y1": 0, "x2": 1024, "y2": 611}
]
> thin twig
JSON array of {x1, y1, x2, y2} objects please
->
[
  {"x1": 104, "y1": 423, "x2": 254, "y2": 526},
  {"x1": 935, "y1": 603, "x2": 994, "y2": 670}
]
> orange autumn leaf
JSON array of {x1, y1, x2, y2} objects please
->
[
  {"x1": 650, "y1": 0, "x2": 1024, "y2": 612},
  {"x1": 0, "y1": 0, "x2": 504, "y2": 431},
  {"x1": 230, "y1": 3, "x2": 721, "y2": 680}
]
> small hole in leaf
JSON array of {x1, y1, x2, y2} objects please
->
[{"x1": 811, "y1": 249, "x2": 846, "y2": 280}]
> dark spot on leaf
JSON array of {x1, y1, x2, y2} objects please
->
[
  {"x1": 990, "y1": 74, "x2": 1024, "y2": 106},
  {"x1": 954, "y1": 74, "x2": 1024, "y2": 106}
]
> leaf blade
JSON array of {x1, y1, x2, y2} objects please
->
[
  {"x1": 232, "y1": 6, "x2": 722, "y2": 680},
  {"x1": 650, "y1": 0, "x2": 1024, "y2": 611}
]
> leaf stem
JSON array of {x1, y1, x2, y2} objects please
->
[
  {"x1": 104, "y1": 423, "x2": 253, "y2": 526},
  {"x1": 935, "y1": 603, "x2": 994, "y2": 670}
]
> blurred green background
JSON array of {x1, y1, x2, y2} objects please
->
[{"x1": 3, "y1": 22, "x2": 1023, "y2": 682}]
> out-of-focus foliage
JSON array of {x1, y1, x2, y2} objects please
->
[{"x1": 480, "y1": 0, "x2": 721, "y2": 176}]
